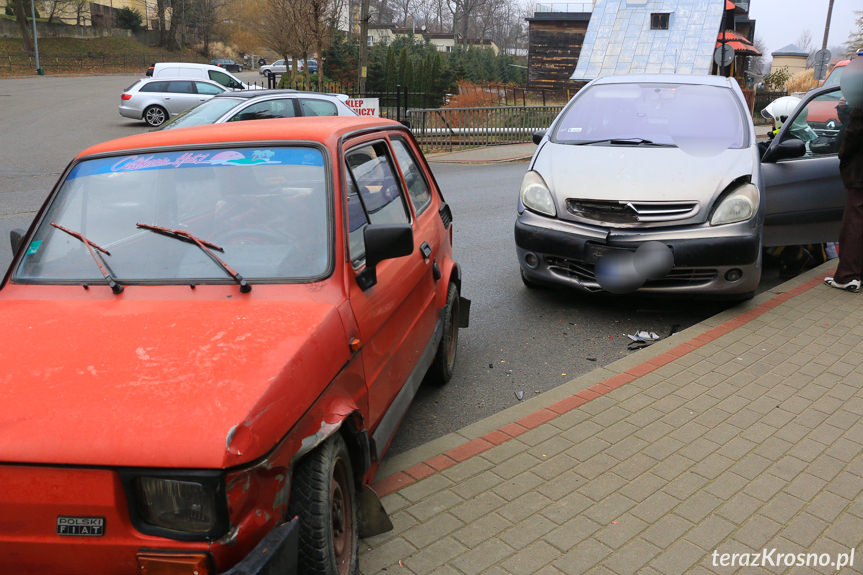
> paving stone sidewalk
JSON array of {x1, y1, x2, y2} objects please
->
[{"x1": 359, "y1": 261, "x2": 863, "y2": 575}]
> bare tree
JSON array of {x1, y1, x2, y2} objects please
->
[
  {"x1": 847, "y1": 10, "x2": 863, "y2": 56},
  {"x1": 11, "y1": 0, "x2": 34, "y2": 52}
]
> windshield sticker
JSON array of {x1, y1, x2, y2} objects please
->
[
  {"x1": 26, "y1": 240, "x2": 41, "y2": 255},
  {"x1": 68, "y1": 147, "x2": 323, "y2": 179}
]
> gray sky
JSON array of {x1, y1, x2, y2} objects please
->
[{"x1": 747, "y1": 0, "x2": 860, "y2": 57}]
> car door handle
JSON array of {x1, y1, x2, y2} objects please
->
[{"x1": 420, "y1": 242, "x2": 432, "y2": 261}]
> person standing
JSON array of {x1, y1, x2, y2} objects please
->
[{"x1": 825, "y1": 59, "x2": 863, "y2": 292}]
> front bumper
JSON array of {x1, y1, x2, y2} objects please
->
[
  {"x1": 514, "y1": 210, "x2": 762, "y2": 295},
  {"x1": 222, "y1": 519, "x2": 298, "y2": 575}
]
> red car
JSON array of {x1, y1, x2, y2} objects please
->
[{"x1": 0, "y1": 116, "x2": 468, "y2": 574}]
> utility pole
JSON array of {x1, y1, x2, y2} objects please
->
[
  {"x1": 821, "y1": 0, "x2": 834, "y2": 51},
  {"x1": 357, "y1": 0, "x2": 370, "y2": 92}
]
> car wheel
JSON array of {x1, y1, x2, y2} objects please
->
[
  {"x1": 143, "y1": 105, "x2": 167, "y2": 127},
  {"x1": 289, "y1": 434, "x2": 358, "y2": 575},
  {"x1": 265, "y1": 70, "x2": 272, "y2": 78},
  {"x1": 428, "y1": 282, "x2": 460, "y2": 385}
]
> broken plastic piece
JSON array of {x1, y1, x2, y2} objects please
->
[
  {"x1": 514, "y1": 391, "x2": 524, "y2": 400},
  {"x1": 626, "y1": 330, "x2": 660, "y2": 343}
]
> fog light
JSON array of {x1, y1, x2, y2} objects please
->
[
  {"x1": 524, "y1": 252, "x2": 539, "y2": 269},
  {"x1": 137, "y1": 552, "x2": 211, "y2": 575},
  {"x1": 725, "y1": 269, "x2": 743, "y2": 282}
]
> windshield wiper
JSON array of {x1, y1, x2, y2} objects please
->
[
  {"x1": 572, "y1": 137, "x2": 668, "y2": 146},
  {"x1": 50, "y1": 222, "x2": 124, "y2": 294},
  {"x1": 136, "y1": 223, "x2": 251, "y2": 293}
]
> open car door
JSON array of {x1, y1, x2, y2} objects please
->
[{"x1": 761, "y1": 85, "x2": 847, "y2": 247}]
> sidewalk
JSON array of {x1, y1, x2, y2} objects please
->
[{"x1": 360, "y1": 261, "x2": 863, "y2": 574}]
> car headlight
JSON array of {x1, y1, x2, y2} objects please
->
[
  {"x1": 122, "y1": 472, "x2": 227, "y2": 539},
  {"x1": 520, "y1": 171, "x2": 557, "y2": 217},
  {"x1": 710, "y1": 183, "x2": 759, "y2": 226}
]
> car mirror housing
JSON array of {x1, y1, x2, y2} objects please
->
[
  {"x1": 762, "y1": 138, "x2": 806, "y2": 163},
  {"x1": 532, "y1": 130, "x2": 546, "y2": 145},
  {"x1": 356, "y1": 223, "x2": 414, "y2": 291}
]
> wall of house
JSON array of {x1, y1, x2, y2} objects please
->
[
  {"x1": 770, "y1": 54, "x2": 808, "y2": 77},
  {"x1": 527, "y1": 17, "x2": 588, "y2": 91}
]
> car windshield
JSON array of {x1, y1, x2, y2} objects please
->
[
  {"x1": 15, "y1": 146, "x2": 330, "y2": 285},
  {"x1": 553, "y1": 82, "x2": 747, "y2": 153},
  {"x1": 162, "y1": 97, "x2": 246, "y2": 129},
  {"x1": 822, "y1": 66, "x2": 843, "y2": 89}
]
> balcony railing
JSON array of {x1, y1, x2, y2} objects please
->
[{"x1": 535, "y1": 2, "x2": 595, "y2": 13}]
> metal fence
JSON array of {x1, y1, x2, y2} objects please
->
[{"x1": 406, "y1": 105, "x2": 564, "y2": 151}]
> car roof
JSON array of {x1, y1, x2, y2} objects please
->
[
  {"x1": 592, "y1": 74, "x2": 735, "y2": 88},
  {"x1": 208, "y1": 89, "x2": 350, "y2": 101},
  {"x1": 78, "y1": 116, "x2": 406, "y2": 158}
]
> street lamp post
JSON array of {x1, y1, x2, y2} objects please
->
[{"x1": 29, "y1": 0, "x2": 42, "y2": 74}]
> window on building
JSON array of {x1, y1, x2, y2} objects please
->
[{"x1": 650, "y1": 13, "x2": 670, "y2": 30}]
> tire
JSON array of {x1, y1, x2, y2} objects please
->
[
  {"x1": 427, "y1": 282, "x2": 459, "y2": 385},
  {"x1": 143, "y1": 105, "x2": 167, "y2": 127},
  {"x1": 264, "y1": 70, "x2": 273, "y2": 78},
  {"x1": 289, "y1": 434, "x2": 358, "y2": 575}
]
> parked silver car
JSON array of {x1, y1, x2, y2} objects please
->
[
  {"x1": 515, "y1": 74, "x2": 845, "y2": 298},
  {"x1": 159, "y1": 89, "x2": 356, "y2": 130},
  {"x1": 119, "y1": 77, "x2": 227, "y2": 127}
]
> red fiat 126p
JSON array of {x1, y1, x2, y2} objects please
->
[{"x1": 0, "y1": 116, "x2": 468, "y2": 575}]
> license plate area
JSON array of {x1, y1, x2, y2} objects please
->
[{"x1": 584, "y1": 243, "x2": 634, "y2": 264}]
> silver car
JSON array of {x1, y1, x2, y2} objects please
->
[
  {"x1": 516, "y1": 74, "x2": 846, "y2": 299},
  {"x1": 159, "y1": 89, "x2": 356, "y2": 130},
  {"x1": 119, "y1": 78, "x2": 227, "y2": 127}
]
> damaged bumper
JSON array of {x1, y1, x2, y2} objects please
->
[{"x1": 222, "y1": 519, "x2": 299, "y2": 575}]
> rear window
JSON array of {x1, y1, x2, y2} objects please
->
[
  {"x1": 299, "y1": 98, "x2": 338, "y2": 116},
  {"x1": 553, "y1": 82, "x2": 747, "y2": 151}
]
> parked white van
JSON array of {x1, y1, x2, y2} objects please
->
[{"x1": 148, "y1": 62, "x2": 261, "y2": 90}]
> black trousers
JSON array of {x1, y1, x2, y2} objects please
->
[{"x1": 834, "y1": 186, "x2": 863, "y2": 283}]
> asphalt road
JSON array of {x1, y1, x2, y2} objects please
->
[{"x1": 0, "y1": 72, "x2": 788, "y2": 457}]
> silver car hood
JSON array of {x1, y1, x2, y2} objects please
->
[{"x1": 533, "y1": 142, "x2": 756, "y2": 225}]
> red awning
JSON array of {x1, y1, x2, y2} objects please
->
[
  {"x1": 716, "y1": 30, "x2": 761, "y2": 56},
  {"x1": 725, "y1": 0, "x2": 735, "y2": 10}
]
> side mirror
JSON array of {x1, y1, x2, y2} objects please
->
[
  {"x1": 532, "y1": 130, "x2": 546, "y2": 145},
  {"x1": 761, "y1": 138, "x2": 806, "y2": 163},
  {"x1": 10, "y1": 229, "x2": 24, "y2": 254},
  {"x1": 356, "y1": 223, "x2": 414, "y2": 290}
]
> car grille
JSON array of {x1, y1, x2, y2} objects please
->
[
  {"x1": 546, "y1": 256, "x2": 718, "y2": 287},
  {"x1": 566, "y1": 199, "x2": 699, "y2": 224}
]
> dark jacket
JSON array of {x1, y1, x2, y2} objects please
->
[{"x1": 840, "y1": 106, "x2": 863, "y2": 189}]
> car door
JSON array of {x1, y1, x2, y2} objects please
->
[
  {"x1": 162, "y1": 81, "x2": 200, "y2": 115},
  {"x1": 761, "y1": 86, "x2": 847, "y2": 247},
  {"x1": 343, "y1": 135, "x2": 440, "y2": 456}
]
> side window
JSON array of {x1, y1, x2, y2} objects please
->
[
  {"x1": 208, "y1": 70, "x2": 240, "y2": 89},
  {"x1": 166, "y1": 81, "x2": 194, "y2": 94},
  {"x1": 391, "y1": 137, "x2": 432, "y2": 215},
  {"x1": 230, "y1": 100, "x2": 297, "y2": 122},
  {"x1": 195, "y1": 81, "x2": 224, "y2": 95},
  {"x1": 141, "y1": 81, "x2": 168, "y2": 93},
  {"x1": 778, "y1": 88, "x2": 845, "y2": 157},
  {"x1": 299, "y1": 98, "x2": 338, "y2": 116},
  {"x1": 345, "y1": 142, "x2": 409, "y2": 266}
]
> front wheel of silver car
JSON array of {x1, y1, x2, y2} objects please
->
[
  {"x1": 143, "y1": 105, "x2": 167, "y2": 127},
  {"x1": 428, "y1": 282, "x2": 459, "y2": 385},
  {"x1": 289, "y1": 434, "x2": 358, "y2": 575}
]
